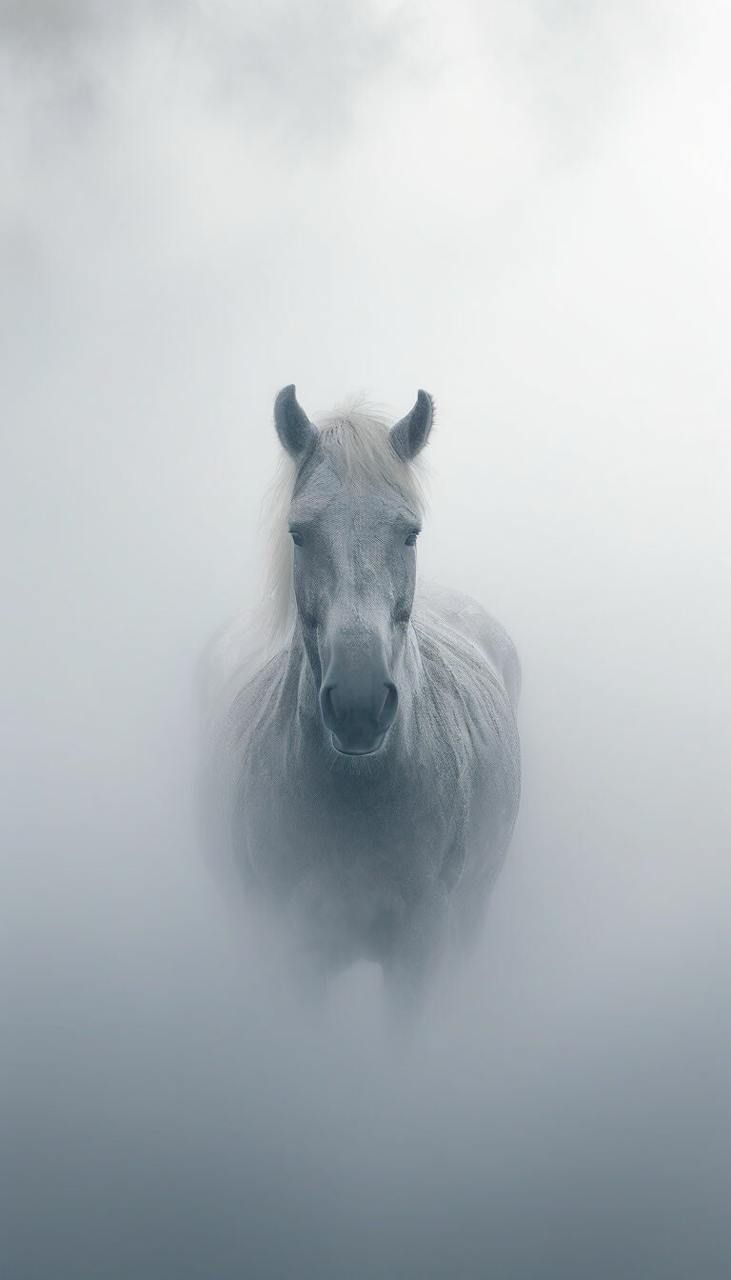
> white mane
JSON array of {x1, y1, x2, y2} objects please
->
[{"x1": 262, "y1": 400, "x2": 428, "y2": 649}]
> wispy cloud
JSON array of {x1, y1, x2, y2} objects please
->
[
  {"x1": 465, "y1": 0, "x2": 670, "y2": 166},
  {"x1": 0, "y1": 0, "x2": 411, "y2": 149}
]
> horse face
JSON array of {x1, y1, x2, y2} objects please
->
[
  {"x1": 290, "y1": 481, "x2": 420, "y2": 755},
  {"x1": 274, "y1": 385, "x2": 433, "y2": 757}
]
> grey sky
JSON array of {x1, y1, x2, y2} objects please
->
[
  {"x1": 2, "y1": 3, "x2": 730, "y2": 1277},
  {"x1": 0, "y1": 0, "x2": 411, "y2": 147}
]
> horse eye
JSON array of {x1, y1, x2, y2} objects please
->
[
  {"x1": 404, "y1": 530, "x2": 420, "y2": 546},
  {"x1": 290, "y1": 530, "x2": 304, "y2": 547}
]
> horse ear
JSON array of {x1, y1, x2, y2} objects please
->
[
  {"x1": 274, "y1": 385, "x2": 317, "y2": 459},
  {"x1": 389, "y1": 389, "x2": 434, "y2": 461}
]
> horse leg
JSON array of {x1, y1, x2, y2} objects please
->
[{"x1": 382, "y1": 884, "x2": 449, "y2": 1023}]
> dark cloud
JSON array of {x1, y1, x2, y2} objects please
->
[
  {"x1": 0, "y1": 0, "x2": 169, "y2": 46},
  {"x1": 0, "y1": 0, "x2": 409, "y2": 148}
]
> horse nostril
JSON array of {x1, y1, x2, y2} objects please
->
[
  {"x1": 321, "y1": 683, "x2": 339, "y2": 729},
  {"x1": 378, "y1": 683, "x2": 398, "y2": 730}
]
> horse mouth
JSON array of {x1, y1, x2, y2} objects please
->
[{"x1": 331, "y1": 731, "x2": 387, "y2": 756}]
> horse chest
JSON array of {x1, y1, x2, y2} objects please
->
[{"x1": 245, "y1": 744, "x2": 457, "y2": 903}]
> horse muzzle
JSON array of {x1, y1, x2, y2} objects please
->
[{"x1": 320, "y1": 680, "x2": 399, "y2": 755}]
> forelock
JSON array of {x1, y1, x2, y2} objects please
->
[{"x1": 313, "y1": 400, "x2": 425, "y2": 515}]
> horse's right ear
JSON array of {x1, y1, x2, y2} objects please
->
[{"x1": 274, "y1": 385, "x2": 317, "y2": 459}]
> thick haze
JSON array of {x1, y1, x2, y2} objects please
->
[{"x1": 2, "y1": 3, "x2": 730, "y2": 1277}]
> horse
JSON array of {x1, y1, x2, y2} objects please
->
[{"x1": 202, "y1": 386, "x2": 521, "y2": 1008}]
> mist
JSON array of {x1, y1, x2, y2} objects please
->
[{"x1": 2, "y1": 2, "x2": 730, "y2": 1276}]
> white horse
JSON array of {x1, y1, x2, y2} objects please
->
[{"x1": 203, "y1": 387, "x2": 521, "y2": 1006}]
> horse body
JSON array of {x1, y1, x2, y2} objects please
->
[{"x1": 206, "y1": 389, "x2": 521, "y2": 1000}]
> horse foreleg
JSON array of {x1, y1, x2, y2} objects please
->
[{"x1": 382, "y1": 884, "x2": 449, "y2": 1023}]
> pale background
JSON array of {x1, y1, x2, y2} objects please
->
[{"x1": 2, "y1": 3, "x2": 730, "y2": 1277}]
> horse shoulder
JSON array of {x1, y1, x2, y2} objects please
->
[{"x1": 415, "y1": 579, "x2": 521, "y2": 711}]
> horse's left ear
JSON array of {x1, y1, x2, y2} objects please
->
[{"x1": 389, "y1": 390, "x2": 434, "y2": 461}]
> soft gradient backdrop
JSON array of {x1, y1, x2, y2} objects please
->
[{"x1": 2, "y1": 3, "x2": 730, "y2": 1277}]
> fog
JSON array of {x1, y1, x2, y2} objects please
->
[{"x1": 2, "y1": 2, "x2": 730, "y2": 1276}]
